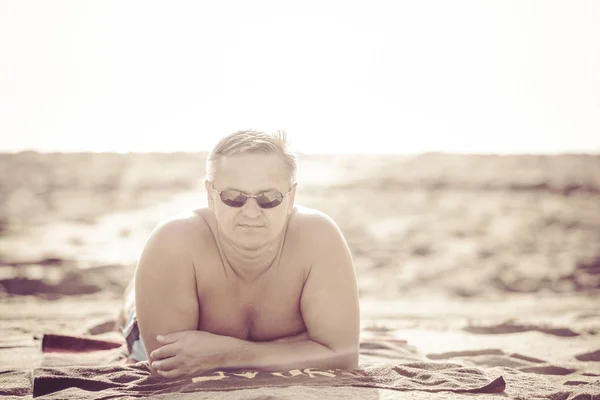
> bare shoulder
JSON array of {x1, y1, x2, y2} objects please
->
[
  {"x1": 144, "y1": 208, "x2": 213, "y2": 249},
  {"x1": 287, "y1": 205, "x2": 349, "y2": 250},
  {"x1": 294, "y1": 205, "x2": 359, "y2": 366},
  {"x1": 289, "y1": 204, "x2": 339, "y2": 227},
  {"x1": 135, "y1": 211, "x2": 204, "y2": 362},
  {"x1": 134, "y1": 210, "x2": 215, "y2": 281}
]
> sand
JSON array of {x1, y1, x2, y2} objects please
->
[{"x1": 0, "y1": 152, "x2": 599, "y2": 399}]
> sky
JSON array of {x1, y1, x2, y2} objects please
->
[{"x1": 0, "y1": 0, "x2": 599, "y2": 154}]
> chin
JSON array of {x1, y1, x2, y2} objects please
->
[
  {"x1": 236, "y1": 239, "x2": 268, "y2": 251},
  {"x1": 230, "y1": 231, "x2": 264, "y2": 246}
]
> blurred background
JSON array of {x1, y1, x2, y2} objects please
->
[{"x1": 0, "y1": 0, "x2": 599, "y2": 303}]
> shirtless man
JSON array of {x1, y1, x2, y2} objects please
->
[{"x1": 125, "y1": 130, "x2": 360, "y2": 378}]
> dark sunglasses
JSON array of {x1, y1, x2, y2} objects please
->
[{"x1": 211, "y1": 184, "x2": 293, "y2": 209}]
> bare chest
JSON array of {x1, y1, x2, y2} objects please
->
[{"x1": 196, "y1": 260, "x2": 307, "y2": 342}]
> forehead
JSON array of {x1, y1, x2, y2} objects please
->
[{"x1": 214, "y1": 153, "x2": 290, "y2": 191}]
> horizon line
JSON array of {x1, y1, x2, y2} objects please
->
[{"x1": 1, "y1": 149, "x2": 599, "y2": 157}]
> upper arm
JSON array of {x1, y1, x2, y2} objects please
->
[
  {"x1": 299, "y1": 212, "x2": 360, "y2": 367},
  {"x1": 134, "y1": 219, "x2": 199, "y2": 364}
]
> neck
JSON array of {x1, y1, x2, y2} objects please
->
[{"x1": 217, "y1": 230, "x2": 283, "y2": 282}]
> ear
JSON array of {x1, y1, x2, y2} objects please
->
[
  {"x1": 205, "y1": 180, "x2": 215, "y2": 210},
  {"x1": 286, "y1": 182, "x2": 298, "y2": 215}
]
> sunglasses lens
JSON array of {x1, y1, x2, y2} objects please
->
[
  {"x1": 217, "y1": 188, "x2": 285, "y2": 209},
  {"x1": 256, "y1": 192, "x2": 283, "y2": 209},
  {"x1": 220, "y1": 190, "x2": 247, "y2": 208}
]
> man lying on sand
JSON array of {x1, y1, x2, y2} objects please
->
[{"x1": 119, "y1": 130, "x2": 360, "y2": 378}]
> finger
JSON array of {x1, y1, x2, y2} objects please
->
[
  {"x1": 151, "y1": 344, "x2": 178, "y2": 360},
  {"x1": 157, "y1": 368, "x2": 183, "y2": 379},
  {"x1": 152, "y1": 356, "x2": 179, "y2": 371},
  {"x1": 157, "y1": 331, "x2": 189, "y2": 344}
]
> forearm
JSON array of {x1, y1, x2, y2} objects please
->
[
  {"x1": 228, "y1": 338, "x2": 358, "y2": 372},
  {"x1": 268, "y1": 331, "x2": 309, "y2": 343}
]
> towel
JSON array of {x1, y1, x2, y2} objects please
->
[
  {"x1": 27, "y1": 333, "x2": 505, "y2": 399},
  {"x1": 40, "y1": 333, "x2": 128, "y2": 367},
  {"x1": 42, "y1": 333, "x2": 123, "y2": 353},
  {"x1": 32, "y1": 362, "x2": 506, "y2": 398}
]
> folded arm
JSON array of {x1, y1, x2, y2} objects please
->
[
  {"x1": 150, "y1": 212, "x2": 360, "y2": 377},
  {"x1": 237, "y1": 212, "x2": 360, "y2": 371},
  {"x1": 134, "y1": 219, "x2": 200, "y2": 376},
  {"x1": 234, "y1": 335, "x2": 357, "y2": 372}
]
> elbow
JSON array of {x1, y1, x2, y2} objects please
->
[
  {"x1": 314, "y1": 338, "x2": 359, "y2": 371},
  {"x1": 330, "y1": 346, "x2": 359, "y2": 371},
  {"x1": 344, "y1": 351, "x2": 359, "y2": 370},
  {"x1": 334, "y1": 353, "x2": 358, "y2": 371}
]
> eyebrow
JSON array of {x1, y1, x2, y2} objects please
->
[{"x1": 226, "y1": 187, "x2": 280, "y2": 194}]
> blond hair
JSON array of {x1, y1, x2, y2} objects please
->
[{"x1": 206, "y1": 130, "x2": 297, "y2": 184}]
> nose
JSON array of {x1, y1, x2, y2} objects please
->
[{"x1": 241, "y1": 197, "x2": 262, "y2": 218}]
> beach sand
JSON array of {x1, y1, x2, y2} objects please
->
[{"x1": 1, "y1": 152, "x2": 599, "y2": 398}]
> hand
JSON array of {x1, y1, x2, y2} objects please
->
[{"x1": 150, "y1": 330, "x2": 239, "y2": 378}]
